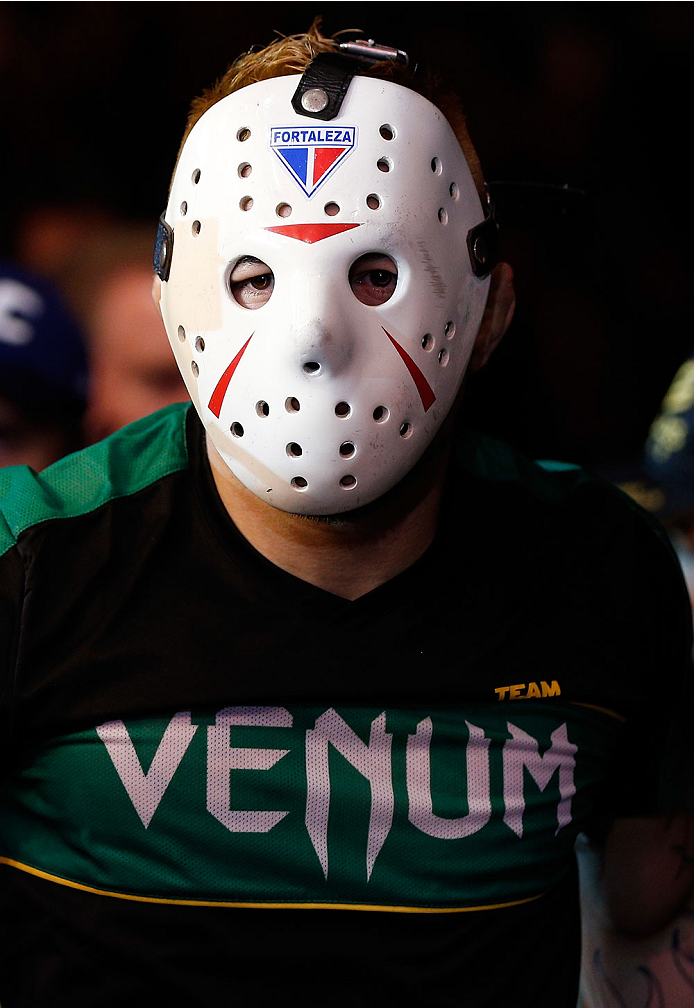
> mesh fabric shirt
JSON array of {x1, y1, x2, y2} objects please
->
[{"x1": 0, "y1": 403, "x2": 691, "y2": 1007}]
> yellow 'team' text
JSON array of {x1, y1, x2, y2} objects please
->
[{"x1": 494, "y1": 681, "x2": 561, "y2": 701}]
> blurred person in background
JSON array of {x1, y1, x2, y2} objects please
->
[
  {"x1": 608, "y1": 354, "x2": 694, "y2": 614},
  {"x1": 59, "y1": 223, "x2": 187, "y2": 443},
  {"x1": 0, "y1": 260, "x2": 87, "y2": 470},
  {"x1": 642, "y1": 356, "x2": 694, "y2": 612}
]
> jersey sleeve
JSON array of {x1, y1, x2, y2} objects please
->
[{"x1": 0, "y1": 468, "x2": 28, "y2": 766}]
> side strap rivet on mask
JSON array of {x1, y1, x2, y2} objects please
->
[
  {"x1": 466, "y1": 216, "x2": 499, "y2": 279},
  {"x1": 473, "y1": 236, "x2": 488, "y2": 266}
]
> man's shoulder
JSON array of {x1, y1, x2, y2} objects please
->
[
  {"x1": 455, "y1": 428, "x2": 585, "y2": 498},
  {"x1": 0, "y1": 403, "x2": 191, "y2": 556},
  {"x1": 457, "y1": 428, "x2": 664, "y2": 524},
  {"x1": 453, "y1": 428, "x2": 684, "y2": 579}
]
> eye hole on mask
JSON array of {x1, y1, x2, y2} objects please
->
[
  {"x1": 349, "y1": 253, "x2": 397, "y2": 307},
  {"x1": 229, "y1": 256, "x2": 274, "y2": 309}
]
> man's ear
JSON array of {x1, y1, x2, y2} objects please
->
[
  {"x1": 151, "y1": 274, "x2": 163, "y2": 314},
  {"x1": 468, "y1": 262, "x2": 515, "y2": 372}
]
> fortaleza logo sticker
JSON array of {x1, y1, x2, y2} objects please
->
[{"x1": 270, "y1": 125, "x2": 357, "y2": 198}]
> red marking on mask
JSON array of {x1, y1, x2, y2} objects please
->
[
  {"x1": 208, "y1": 334, "x2": 253, "y2": 418},
  {"x1": 383, "y1": 329, "x2": 436, "y2": 412},
  {"x1": 313, "y1": 147, "x2": 346, "y2": 185},
  {"x1": 265, "y1": 223, "x2": 360, "y2": 243}
]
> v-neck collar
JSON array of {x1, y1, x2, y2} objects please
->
[{"x1": 187, "y1": 407, "x2": 449, "y2": 617}]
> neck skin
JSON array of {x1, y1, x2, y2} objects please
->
[{"x1": 207, "y1": 435, "x2": 450, "y2": 601}]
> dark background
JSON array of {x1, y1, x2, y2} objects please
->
[{"x1": 1, "y1": 2, "x2": 691, "y2": 472}]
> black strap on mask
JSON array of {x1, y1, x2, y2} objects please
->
[
  {"x1": 291, "y1": 40, "x2": 408, "y2": 121},
  {"x1": 467, "y1": 197, "x2": 499, "y2": 279},
  {"x1": 153, "y1": 214, "x2": 173, "y2": 282}
]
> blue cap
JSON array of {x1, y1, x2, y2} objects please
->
[{"x1": 0, "y1": 260, "x2": 88, "y2": 414}]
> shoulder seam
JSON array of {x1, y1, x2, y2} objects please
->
[
  {"x1": 11, "y1": 458, "x2": 187, "y2": 542},
  {"x1": 0, "y1": 403, "x2": 191, "y2": 545}
]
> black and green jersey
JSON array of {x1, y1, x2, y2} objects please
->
[{"x1": 0, "y1": 403, "x2": 691, "y2": 1006}]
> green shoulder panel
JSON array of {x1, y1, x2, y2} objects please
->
[
  {"x1": 456, "y1": 427, "x2": 584, "y2": 502},
  {"x1": 0, "y1": 403, "x2": 190, "y2": 558},
  {"x1": 458, "y1": 426, "x2": 680, "y2": 543},
  {"x1": 457, "y1": 429, "x2": 689, "y2": 625}
]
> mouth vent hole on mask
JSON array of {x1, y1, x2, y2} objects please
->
[
  {"x1": 366, "y1": 194, "x2": 381, "y2": 211},
  {"x1": 177, "y1": 325, "x2": 186, "y2": 343},
  {"x1": 291, "y1": 476, "x2": 308, "y2": 490},
  {"x1": 192, "y1": 220, "x2": 201, "y2": 236},
  {"x1": 421, "y1": 333, "x2": 434, "y2": 352},
  {"x1": 438, "y1": 208, "x2": 448, "y2": 225},
  {"x1": 339, "y1": 442, "x2": 356, "y2": 459},
  {"x1": 438, "y1": 349, "x2": 450, "y2": 367},
  {"x1": 238, "y1": 163, "x2": 252, "y2": 178},
  {"x1": 240, "y1": 197, "x2": 254, "y2": 212},
  {"x1": 335, "y1": 401, "x2": 351, "y2": 418},
  {"x1": 191, "y1": 361, "x2": 199, "y2": 377},
  {"x1": 237, "y1": 128, "x2": 251, "y2": 142},
  {"x1": 303, "y1": 362, "x2": 321, "y2": 375},
  {"x1": 195, "y1": 337, "x2": 205, "y2": 353},
  {"x1": 285, "y1": 397, "x2": 301, "y2": 413},
  {"x1": 377, "y1": 157, "x2": 392, "y2": 173},
  {"x1": 340, "y1": 475, "x2": 357, "y2": 489},
  {"x1": 373, "y1": 405, "x2": 390, "y2": 423},
  {"x1": 399, "y1": 422, "x2": 413, "y2": 438},
  {"x1": 449, "y1": 182, "x2": 459, "y2": 200},
  {"x1": 445, "y1": 320, "x2": 456, "y2": 339},
  {"x1": 256, "y1": 400, "x2": 269, "y2": 417},
  {"x1": 231, "y1": 422, "x2": 244, "y2": 438},
  {"x1": 180, "y1": 201, "x2": 188, "y2": 216},
  {"x1": 276, "y1": 203, "x2": 292, "y2": 218},
  {"x1": 286, "y1": 442, "x2": 303, "y2": 458},
  {"x1": 431, "y1": 157, "x2": 442, "y2": 174},
  {"x1": 324, "y1": 202, "x2": 340, "y2": 217},
  {"x1": 192, "y1": 169, "x2": 201, "y2": 184},
  {"x1": 379, "y1": 124, "x2": 395, "y2": 141}
]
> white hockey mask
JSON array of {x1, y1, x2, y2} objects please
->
[{"x1": 157, "y1": 63, "x2": 495, "y2": 515}]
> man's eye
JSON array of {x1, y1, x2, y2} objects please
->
[
  {"x1": 229, "y1": 258, "x2": 274, "y2": 308},
  {"x1": 368, "y1": 270, "x2": 394, "y2": 288},
  {"x1": 349, "y1": 253, "x2": 398, "y2": 306}
]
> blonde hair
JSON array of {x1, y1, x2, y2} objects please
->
[{"x1": 175, "y1": 20, "x2": 486, "y2": 198}]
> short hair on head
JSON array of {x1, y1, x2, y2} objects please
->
[{"x1": 175, "y1": 18, "x2": 486, "y2": 198}]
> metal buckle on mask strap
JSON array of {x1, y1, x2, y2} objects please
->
[
  {"x1": 291, "y1": 40, "x2": 409, "y2": 121},
  {"x1": 339, "y1": 39, "x2": 408, "y2": 65}
]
